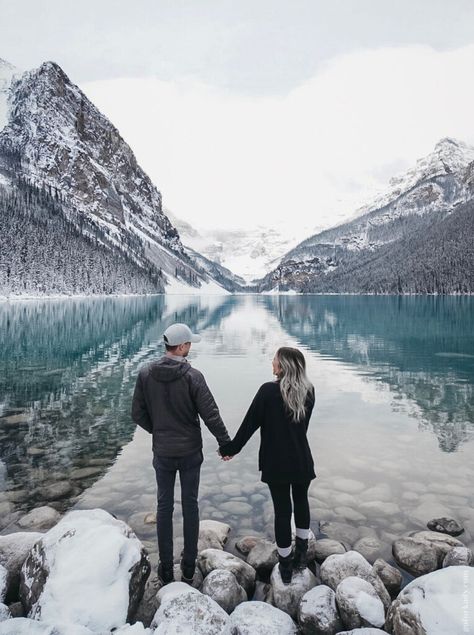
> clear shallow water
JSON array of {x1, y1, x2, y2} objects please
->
[{"x1": 1, "y1": 295, "x2": 473, "y2": 568}]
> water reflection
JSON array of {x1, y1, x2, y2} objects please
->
[{"x1": 263, "y1": 295, "x2": 474, "y2": 452}]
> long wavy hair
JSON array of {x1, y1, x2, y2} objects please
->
[{"x1": 275, "y1": 347, "x2": 313, "y2": 422}]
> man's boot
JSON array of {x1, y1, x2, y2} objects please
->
[
  {"x1": 158, "y1": 561, "x2": 175, "y2": 585},
  {"x1": 293, "y1": 536, "x2": 308, "y2": 571},
  {"x1": 278, "y1": 552, "x2": 294, "y2": 584},
  {"x1": 180, "y1": 558, "x2": 196, "y2": 585}
]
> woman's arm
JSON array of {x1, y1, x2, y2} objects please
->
[
  {"x1": 219, "y1": 385, "x2": 265, "y2": 456},
  {"x1": 304, "y1": 385, "x2": 315, "y2": 431}
]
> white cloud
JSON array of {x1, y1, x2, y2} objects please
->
[{"x1": 81, "y1": 44, "x2": 474, "y2": 232}]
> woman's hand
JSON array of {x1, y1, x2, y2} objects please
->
[{"x1": 216, "y1": 448, "x2": 234, "y2": 461}]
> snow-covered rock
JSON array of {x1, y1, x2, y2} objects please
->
[
  {"x1": 319, "y1": 551, "x2": 391, "y2": 611},
  {"x1": 151, "y1": 584, "x2": 228, "y2": 634},
  {"x1": 0, "y1": 603, "x2": 10, "y2": 622},
  {"x1": 386, "y1": 565, "x2": 474, "y2": 634},
  {"x1": 442, "y1": 545, "x2": 473, "y2": 567},
  {"x1": 297, "y1": 584, "x2": 343, "y2": 635},
  {"x1": 197, "y1": 548, "x2": 255, "y2": 596},
  {"x1": 201, "y1": 569, "x2": 247, "y2": 613},
  {"x1": 19, "y1": 508, "x2": 150, "y2": 632},
  {"x1": 335, "y1": 576, "x2": 385, "y2": 630},
  {"x1": 336, "y1": 629, "x2": 388, "y2": 634},
  {"x1": 0, "y1": 532, "x2": 42, "y2": 599},
  {"x1": 0, "y1": 566, "x2": 6, "y2": 603},
  {"x1": 225, "y1": 600, "x2": 298, "y2": 635},
  {"x1": 17, "y1": 507, "x2": 61, "y2": 531},
  {"x1": 392, "y1": 530, "x2": 464, "y2": 576},
  {"x1": 0, "y1": 618, "x2": 94, "y2": 634},
  {"x1": 268, "y1": 564, "x2": 318, "y2": 620},
  {"x1": 113, "y1": 624, "x2": 152, "y2": 634}
]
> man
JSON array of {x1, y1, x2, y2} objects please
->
[{"x1": 131, "y1": 322, "x2": 231, "y2": 586}]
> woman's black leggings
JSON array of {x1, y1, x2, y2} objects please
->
[{"x1": 267, "y1": 481, "x2": 311, "y2": 548}]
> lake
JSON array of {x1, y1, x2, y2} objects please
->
[{"x1": 1, "y1": 294, "x2": 473, "y2": 575}]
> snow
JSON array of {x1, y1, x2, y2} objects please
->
[
  {"x1": 164, "y1": 273, "x2": 229, "y2": 295},
  {"x1": 24, "y1": 508, "x2": 145, "y2": 632},
  {"x1": 0, "y1": 619, "x2": 94, "y2": 634},
  {"x1": 0, "y1": 59, "x2": 17, "y2": 131}
]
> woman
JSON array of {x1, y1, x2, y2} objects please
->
[{"x1": 219, "y1": 347, "x2": 316, "y2": 584}]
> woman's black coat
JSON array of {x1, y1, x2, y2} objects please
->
[{"x1": 220, "y1": 380, "x2": 316, "y2": 483}]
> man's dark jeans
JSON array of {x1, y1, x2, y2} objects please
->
[{"x1": 153, "y1": 449, "x2": 203, "y2": 566}]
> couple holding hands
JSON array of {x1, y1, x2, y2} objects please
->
[{"x1": 132, "y1": 322, "x2": 316, "y2": 587}]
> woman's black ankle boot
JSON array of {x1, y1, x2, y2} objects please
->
[
  {"x1": 293, "y1": 536, "x2": 309, "y2": 570},
  {"x1": 278, "y1": 552, "x2": 294, "y2": 584}
]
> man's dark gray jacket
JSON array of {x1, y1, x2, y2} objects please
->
[{"x1": 131, "y1": 356, "x2": 231, "y2": 457}]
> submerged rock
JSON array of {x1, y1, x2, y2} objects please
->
[
  {"x1": 201, "y1": 569, "x2": 247, "y2": 613},
  {"x1": 426, "y1": 517, "x2": 464, "y2": 536},
  {"x1": 19, "y1": 508, "x2": 150, "y2": 632},
  {"x1": 335, "y1": 576, "x2": 385, "y2": 630},
  {"x1": 386, "y1": 565, "x2": 474, "y2": 634},
  {"x1": 353, "y1": 537, "x2": 385, "y2": 564},
  {"x1": 297, "y1": 584, "x2": 343, "y2": 635},
  {"x1": 17, "y1": 506, "x2": 60, "y2": 531},
  {"x1": 225, "y1": 600, "x2": 298, "y2": 634}
]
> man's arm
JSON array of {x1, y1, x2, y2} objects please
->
[
  {"x1": 191, "y1": 373, "x2": 231, "y2": 447},
  {"x1": 131, "y1": 372, "x2": 153, "y2": 433}
]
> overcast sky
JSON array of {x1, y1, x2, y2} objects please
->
[{"x1": 2, "y1": 0, "x2": 474, "y2": 231}]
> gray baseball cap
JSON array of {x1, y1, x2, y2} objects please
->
[{"x1": 163, "y1": 323, "x2": 201, "y2": 346}]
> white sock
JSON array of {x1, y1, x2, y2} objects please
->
[
  {"x1": 277, "y1": 545, "x2": 292, "y2": 558},
  {"x1": 295, "y1": 527, "x2": 310, "y2": 539}
]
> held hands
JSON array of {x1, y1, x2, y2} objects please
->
[{"x1": 216, "y1": 448, "x2": 234, "y2": 462}]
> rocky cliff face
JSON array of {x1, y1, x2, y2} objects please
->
[
  {"x1": 0, "y1": 60, "x2": 238, "y2": 295},
  {"x1": 259, "y1": 138, "x2": 474, "y2": 293}
]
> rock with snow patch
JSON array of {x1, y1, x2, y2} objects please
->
[
  {"x1": 268, "y1": 563, "x2": 318, "y2": 620},
  {"x1": 151, "y1": 583, "x2": 228, "y2": 633},
  {"x1": 335, "y1": 576, "x2": 385, "y2": 630},
  {"x1": 225, "y1": 600, "x2": 298, "y2": 635},
  {"x1": 392, "y1": 530, "x2": 464, "y2": 576},
  {"x1": 0, "y1": 532, "x2": 42, "y2": 600},
  {"x1": 201, "y1": 568, "x2": 247, "y2": 613},
  {"x1": 197, "y1": 548, "x2": 255, "y2": 595},
  {"x1": 19, "y1": 508, "x2": 150, "y2": 632},
  {"x1": 320, "y1": 551, "x2": 390, "y2": 611},
  {"x1": 386, "y1": 565, "x2": 474, "y2": 634},
  {"x1": 442, "y1": 545, "x2": 473, "y2": 567},
  {"x1": 297, "y1": 584, "x2": 343, "y2": 634}
]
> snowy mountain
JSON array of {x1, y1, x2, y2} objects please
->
[
  {"x1": 0, "y1": 59, "x2": 238, "y2": 296},
  {"x1": 258, "y1": 138, "x2": 474, "y2": 293},
  {"x1": 0, "y1": 58, "x2": 17, "y2": 132},
  {"x1": 167, "y1": 210, "x2": 321, "y2": 283}
]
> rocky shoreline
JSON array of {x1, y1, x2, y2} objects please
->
[{"x1": 0, "y1": 506, "x2": 473, "y2": 634}]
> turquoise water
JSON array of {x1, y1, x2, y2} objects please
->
[{"x1": 0, "y1": 294, "x2": 473, "y2": 566}]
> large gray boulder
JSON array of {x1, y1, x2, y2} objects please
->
[
  {"x1": 297, "y1": 584, "x2": 343, "y2": 635},
  {"x1": 320, "y1": 551, "x2": 391, "y2": 611},
  {"x1": 150, "y1": 583, "x2": 228, "y2": 634},
  {"x1": 386, "y1": 565, "x2": 474, "y2": 634},
  {"x1": 0, "y1": 532, "x2": 42, "y2": 600},
  {"x1": 335, "y1": 576, "x2": 385, "y2": 630},
  {"x1": 442, "y1": 545, "x2": 473, "y2": 567},
  {"x1": 371, "y1": 558, "x2": 402, "y2": 598},
  {"x1": 392, "y1": 530, "x2": 464, "y2": 576},
  {"x1": 268, "y1": 564, "x2": 318, "y2": 620},
  {"x1": 426, "y1": 517, "x2": 464, "y2": 536},
  {"x1": 314, "y1": 539, "x2": 347, "y2": 563},
  {"x1": 198, "y1": 520, "x2": 231, "y2": 551},
  {"x1": 225, "y1": 600, "x2": 298, "y2": 634},
  {"x1": 246, "y1": 540, "x2": 278, "y2": 575},
  {"x1": 201, "y1": 569, "x2": 247, "y2": 613},
  {"x1": 197, "y1": 548, "x2": 255, "y2": 596},
  {"x1": 19, "y1": 509, "x2": 150, "y2": 632}
]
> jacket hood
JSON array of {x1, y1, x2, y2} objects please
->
[{"x1": 149, "y1": 357, "x2": 192, "y2": 383}]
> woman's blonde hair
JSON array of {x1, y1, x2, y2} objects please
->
[{"x1": 275, "y1": 347, "x2": 313, "y2": 421}]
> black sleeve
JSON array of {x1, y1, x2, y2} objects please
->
[
  {"x1": 220, "y1": 385, "x2": 265, "y2": 456},
  {"x1": 191, "y1": 373, "x2": 231, "y2": 447},
  {"x1": 131, "y1": 373, "x2": 153, "y2": 433},
  {"x1": 304, "y1": 385, "x2": 315, "y2": 431}
]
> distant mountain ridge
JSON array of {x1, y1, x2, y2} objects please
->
[
  {"x1": 0, "y1": 58, "x2": 240, "y2": 296},
  {"x1": 258, "y1": 138, "x2": 474, "y2": 294}
]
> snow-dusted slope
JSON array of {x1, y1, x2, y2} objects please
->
[
  {"x1": 258, "y1": 137, "x2": 474, "y2": 293},
  {"x1": 0, "y1": 60, "x2": 234, "y2": 295},
  {"x1": 0, "y1": 58, "x2": 17, "y2": 132}
]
